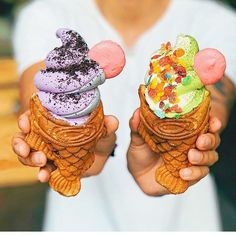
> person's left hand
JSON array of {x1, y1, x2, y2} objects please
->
[{"x1": 127, "y1": 109, "x2": 221, "y2": 196}]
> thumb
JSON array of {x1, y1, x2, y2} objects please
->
[
  {"x1": 209, "y1": 116, "x2": 222, "y2": 133},
  {"x1": 129, "y1": 108, "x2": 145, "y2": 146},
  {"x1": 18, "y1": 110, "x2": 31, "y2": 134},
  {"x1": 95, "y1": 115, "x2": 118, "y2": 155},
  {"x1": 104, "y1": 115, "x2": 119, "y2": 136}
]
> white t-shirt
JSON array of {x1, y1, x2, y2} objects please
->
[{"x1": 13, "y1": 0, "x2": 236, "y2": 231}]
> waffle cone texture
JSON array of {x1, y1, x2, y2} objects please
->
[
  {"x1": 138, "y1": 85, "x2": 210, "y2": 194},
  {"x1": 25, "y1": 94, "x2": 106, "y2": 197}
]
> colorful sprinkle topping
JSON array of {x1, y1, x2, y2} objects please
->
[
  {"x1": 175, "y1": 114, "x2": 181, "y2": 119},
  {"x1": 165, "y1": 73, "x2": 172, "y2": 79},
  {"x1": 144, "y1": 35, "x2": 206, "y2": 120},
  {"x1": 146, "y1": 41, "x2": 188, "y2": 118},
  {"x1": 182, "y1": 75, "x2": 191, "y2": 85},
  {"x1": 154, "y1": 110, "x2": 165, "y2": 119}
]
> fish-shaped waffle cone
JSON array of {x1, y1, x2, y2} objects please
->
[
  {"x1": 138, "y1": 85, "x2": 210, "y2": 194},
  {"x1": 25, "y1": 94, "x2": 106, "y2": 197}
]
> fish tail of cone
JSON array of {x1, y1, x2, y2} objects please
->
[
  {"x1": 155, "y1": 164, "x2": 189, "y2": 194},
  {"x1": 49, "y1": 169, "x2": 81, "y2": 197},
  {"x1": 138, "y1": 118, "x2": 191, "y2": 194},
  {"x1": 53, "y1": 151, "x2": 95, "y2": 196}
]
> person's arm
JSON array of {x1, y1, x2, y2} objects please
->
[
  {"x1": 19, "y1": 61, "x2": 44, "y2": 112},
  {"x1": 207, "y1": 75, "x2": 236, "y2": 130},
  {"x1": 127, "y1": 76, "x2": 235, "y2": 196}
]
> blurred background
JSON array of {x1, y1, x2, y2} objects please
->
[{"x1": 0, "y1": 0, "x2": 236, "y2": 231}]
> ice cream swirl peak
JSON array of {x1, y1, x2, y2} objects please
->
[{"x1": 35, "y1": 28, "x2": 105, "y2": 123}]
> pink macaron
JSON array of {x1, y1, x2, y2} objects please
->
[
  {"x1": 194, "y1": 48, "x2": 226, "y2": 85},
  {"x1": 88, "y1": 40, "x2": 126, "y2": 79}
]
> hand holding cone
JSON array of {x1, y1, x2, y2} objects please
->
[
  {"x1": 26, "y1": 95, "x2": 106, "y2": 196},
  {"x1": 138, "y1": 35, "x2": 226, "y2": 194},
  {"x1": 138, "y1": 85, "x2": 210, "y2": 194},
  {"x1": 25, "y1": 29, "x2": 125, "y2": 196}
]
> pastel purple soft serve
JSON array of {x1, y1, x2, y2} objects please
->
[{"x1": 35, "y1": 28, "x2": 105, "y2": 125}]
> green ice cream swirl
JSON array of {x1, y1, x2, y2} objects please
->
[{"x1": 145, "y1": 35, "x2": 208, "y2": 119}]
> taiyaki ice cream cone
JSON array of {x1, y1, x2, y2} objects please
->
[
  {"x1": 138, "y1": 35, "x2": 226, "y2": 194},
  {"x1": 25, "y1": 28, "x2": 125, "y2": 197}
]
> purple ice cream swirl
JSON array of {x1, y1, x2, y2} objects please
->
[{"x1": 35, "y1": 28, "x2": 105, "y2": 125}]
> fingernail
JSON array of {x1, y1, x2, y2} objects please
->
[
  {"x1": 19, "y1": 118, "x2": 24, "y2": 127},
  {"x1": 38, "y1": 171, "x2": 47, "y2": 182},
  {"x1": 15, "y1": 143, "x2": 23, "y2": 155},
  {"x1": 37, "y1": 172, "x2": 43, "y2": 182},
  {"x1": 204, "y1": 137, "x2": 211, "y2": 147},
  {"x1": 181, "y1": 168, "x2": 192, "y2": 178},
  {"x1": 33, "y1": 153, "x2": 44, "y2": 165},
  {"x1": 14, "y1": 141, "x2": 19, "y2": 149},
  {"x1": 190, "y1": 150, "x2": 202, "y2": 163},
  {"x1": 213, "y1": 118, "x2": 221, "y2": 129}
]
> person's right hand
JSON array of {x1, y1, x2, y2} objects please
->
[
  {"x1": 12, "y1": 111, "x2": 118, "y2": 182},
  {"x1": 127, "y1": 109, "x2": 221, "y2": 196}
]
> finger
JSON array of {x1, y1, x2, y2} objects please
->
[
  {"x1": 18, "y1": 111, "x2": 30, "y2": 134},
  {"x1": 196, "y1": 133, "x2": 220, "y2": 151},
  {"x1": 209, "y1": 116, "x2": 222, "y2": 133},
  {"x1": 38, "y1": 163, "x2": 55, "y2": 182},
  {"x1": 129, "y1": 108, "x2": 140, "y2": 133},
  {"x1": 129, "y1": 108, "x2": 145, "y2": 146},
  {"x1": 189, "y1": 180, "x2": 198, "y2": 186},
  {"x1": 95, "y1": 132, "x2": 117, "y2": 156},
  {"x1": 134, "y1": 168, "x2": 169, "y2": 196},
  {"x1": 188, "y1": 149, "x2": 219, "y2": 166},
  {"x1": 18, "y1": 151, "x2": 47, "y2": 167},
  {"x1": 12, "y1": 135, "x2": 30, "y2": 158},
  {"x1": 83, "y1": 151, "x2": 109, "y2": 177},
  {"x1": 180, "y1": 166, "x2": 209, "y2": 181},
  {"x1": 104, "y1": 115, "x2": 119, "y2": 136},
  {"x1": 95, "y1": 116, "x2": 118, "y2": 156},
  {"x1": 12, "y1": 132, "x2": 26, "y2": 140}
]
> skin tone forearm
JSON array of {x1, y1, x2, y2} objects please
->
[
  {"x1": 207, "y1": 75, "x2": 236, "y2": 130},
  {"x1": 19, "y1": 61, "x2": 45, "y2": 112}
]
